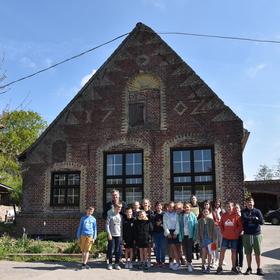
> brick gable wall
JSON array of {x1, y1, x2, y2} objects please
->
[{"x1": 16, "y1": 23, "x2": 245, "y2": 239}]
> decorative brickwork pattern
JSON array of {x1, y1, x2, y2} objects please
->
[{"x1": 17, "y1": 23, "x2": 246, "y2": 238}]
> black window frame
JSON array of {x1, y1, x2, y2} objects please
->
[
  {"x1": 171, "y1": 147, "x2": 215, "y2": 203},
  {"x1": 103, "y1": 150, "x2": 144, "y2": 206},
  {"x1": 50, "y1": 171, "x2": 80, "y2": 206}
]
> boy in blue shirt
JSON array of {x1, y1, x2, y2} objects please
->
[{"x1": 77, "y1": 206, "x2": 97, "y2": 270}]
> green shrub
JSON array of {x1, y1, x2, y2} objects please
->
[
  {"x1": 63, "y1": 239, "x2": 81, "y2": 254},
  {"x1": 0, "y1": 246, "x2": 8, "y2": 260},
  {"x1": 26, "y1": 245, "x2": 43, "y2": 254},
  {"x1": 93, "y1": 232, "x2": 108, "y2": 253}
]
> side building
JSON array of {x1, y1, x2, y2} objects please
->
[{"x1": 17, "y1": 23, "x2": 249, "y2": 239}]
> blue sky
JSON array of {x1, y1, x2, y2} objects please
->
[{"x1": 1, "y1": 0, "x2": 280, "y2": 180}]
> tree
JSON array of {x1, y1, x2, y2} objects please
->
[
  {"x1": 0, "y1": 110, "x2": 48, "y2": 202},
  {"x1": 254, "y1": 164, "x2": 274, "y2": 181}
]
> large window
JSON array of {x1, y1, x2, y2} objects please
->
[
  {"x1": 104, "y1": 151, "x2": 143, "y2": 205},
  {"x1": 171, "y1": 148, "x2": 215, "y2": 203},
  {"x1": 51, "y1": 172, "x2": 80, "y2": 206}
]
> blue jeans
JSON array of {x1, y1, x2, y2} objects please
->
[
  {"x1": 153, "y1": 232, "x2": 166, "y2": 263},
  {"x1": 108, "y1": 236, "x2": 121, "y2": 264}
]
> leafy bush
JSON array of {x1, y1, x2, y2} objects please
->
[
  {"x1": 93, "y1": 231, "x2": 108, "y2": 253},
  {"x1": 63, "y1": 239, "x2": 81, "y2": 254},
  {"x1": 26, "y1": 245, "x2": 43, "y2": 254},
  {"x1": 0, "y1": 246, "x2": 8, "y2": 260}
]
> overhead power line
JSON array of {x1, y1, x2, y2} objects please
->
[
  {"x1": 2, "y1": 31, "x2": 280, "y2": 88},
  {"x1": 2, "y1": 33, "x2": 129, "y2": 88},
  {"x1": 158, "y1": 32, "x2": 280, "y2": 44}
]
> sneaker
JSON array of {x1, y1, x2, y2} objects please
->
[
  {"x1": 205, "y1": 266, "x2": 211, "y2": 274},
  {"x1": 188, "y1": 264, "x2": 193, "y2": 272},
  {"x1": 161, "y1": 263, "x2": 166, "y2": 267},
  {"x1": 244, "y1": 267, "x2": 252, "y2": 275},
  {"x1": 216, "y1": 266, "x2": 223, "y2": 275},
  {"x1": 237, "y1": 266, "x2": 242, "y2": 274},
  {"x1": 201, "y1": 265, "x2": 206, "y2": 273},
  {"x1": 138, "y1": 263, "x2": 144, "y2": 270},
  {"x1": 211, "y1": 262, "x2": 217, "y2": 269},
  {"x1": 231, "y1": 267, "x2": 239, "y2": 275},
  {"x1": 147, "y1": 261, "x2": 151, "y2": 267},
  {"x1": 153, "y1": 261, "x2": 161, "y2": 267},
  {"x1": 115, "y1": 263, "x2": 121, "y2": 270},
  {"x1": 144, "y1": 263, "x2": 149, "y2": 270},
  {"x1": 169, "y1": 262, "x2": 174, "y2": 270},
  {"x1": 222, "y1": 261, "x2": 227, "y2": 266},
  {"x1": 107, "y1": 264, "x2": 113, "y2": 270},
  {"x1": 172, "y1": 263, "x2": 182, "y2": 270},
  {"x1": 257, "y1": 268, "x2": 265, "y2": 276},
  {"x1": 129, "y1": 262, "x2": 133, "y2": 269},
  {"x1": 79, "y1": 265, "x2": 86, "y2": 270},
  {"x1": 125, "y1": 263, "x2": 129, "y2": 269}
]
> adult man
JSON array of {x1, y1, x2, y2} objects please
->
[
  {"x1": 241, "y1": 196, "x2": 264, "y2": 276},
  {"x1": 102, "y1": 189, "x2": 128, "y2": 220}
]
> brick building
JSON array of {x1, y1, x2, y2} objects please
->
[
  {"x1": 245, "y1": 180, "x2": 280, "y2": 214},
  {"x1": 17, "y1": 23, "x2": 249, "y2": 239}
]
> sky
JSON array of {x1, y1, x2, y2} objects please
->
[{"x1": 1, "y1": 0, "x2": 280, "y2": 181}]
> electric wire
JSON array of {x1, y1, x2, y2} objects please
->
[{"x1": 2, "y1": 31, "x2": 280, "y2": 88}]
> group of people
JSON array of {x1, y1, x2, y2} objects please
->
[{"x1": 76, "y1": 189, "x2": 265, "y2": 276}]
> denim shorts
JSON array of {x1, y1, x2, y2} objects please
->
[
  {"x1": 221, "y1": 238, "x2": 238, "y2": 251},
  {"x1": 201, "y1": 238, "x2": 213, "y2": 248}
]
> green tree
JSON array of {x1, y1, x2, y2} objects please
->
[
  {"x1": 254, "y1": 164, "x2": 274, "y2": 181},
  {"x1": 0, "y1": 110, "x2": 47, "y2": 202}
]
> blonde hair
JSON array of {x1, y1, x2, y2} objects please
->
[{"x1": 142, "y1": 198, "x2": 151, "y2": 210}]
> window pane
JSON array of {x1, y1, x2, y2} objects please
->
[
  {"x1": 125, "y1": 187, "x2": 142, "y2": 205},
  {"x1": 107, "y1": 154, "x2": 123, "y2": 175},
  {"x1": 53, "y1": 188, "x2": 65, "y2": 204},
  {"x1": 194, "y1": 150, "x2": 212, "y2": 172},
  {"x1": 174, "y1": 185, "x2": 191, "y2": 203},
  {"x1": 126, "y1": 153, "x2": 142, "y2": 175},
  {"x1": 173, "y1": 151, "x2": 190, "y2": 173},
  {"x1": 106, "y1": 188, "x2": 123, "y2": 203},
  {"x1": 195, "y1": 185, "x2": 213, "y2": 202},
  {"x1": 174, "y1": 176, "x2": 191, "y2": 183},
  {"x1": 54, "y1": 174, "x2": 66, "y2": 185},
  {"x1": 68, "y1": 174, "x2": 80, "y2": 185},
  {"x1": 195, "y1": 175, "x2": 213, "y2": 182},
  {"x1": 106, "y1": 179, "x2": 123, "y2": 185},
  {"x1": 67, "y1": 188, "x2": 79, "y2": 204},
  {"x1": 126, "y1": 178, "x2": 142, "y2": 184}
]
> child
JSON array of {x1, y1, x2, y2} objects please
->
[
  {"x1": 106, "y1": 202, "x2": 123, "y2": 270},
  {"x1": 216, "y1": 200, "x2": 243, "y2": 275},
  {"x1": 163, "y1": 201, "x2": 181, "y2": 271},
  {"x1": 235, "y1": 203, "x2": 244, "y2": 273},
  {"x1": 182, "y1": 202, "x2": 198, "y2": 272},
  {"x1": 196, "y1": 208, "x2": 217, "y2": 273},
  {"x1": 142, "y1": 198, "x2": 154, "y2": 267},
  {"x1": 153, "y1": 202, "x2": 166, "y2": 267},
  {"x1": 77, "y1": 206, "x2": 97, "y2": 270},
  {"x1": 133, "y1": 201, "x2": 141, "y2": 218},
  {"x1": 175, "y1": 202, "x2": 186, "y2": 266},
  {"x1": 213, "y1": 198, "x2": 224, "y2": 267},
  {"x1": 123, "y1": 207, "x2": 135, "y2": 268},
  {"x1": 190, "y1": 195, "x2": 201, "y2": 260},
  {"x1": 133, "y1": 210, "x2": 153, "y2": 270}
]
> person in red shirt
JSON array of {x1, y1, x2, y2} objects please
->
[{"x1": 216, "y1": 200, "x2": 243, "y2": 275}]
